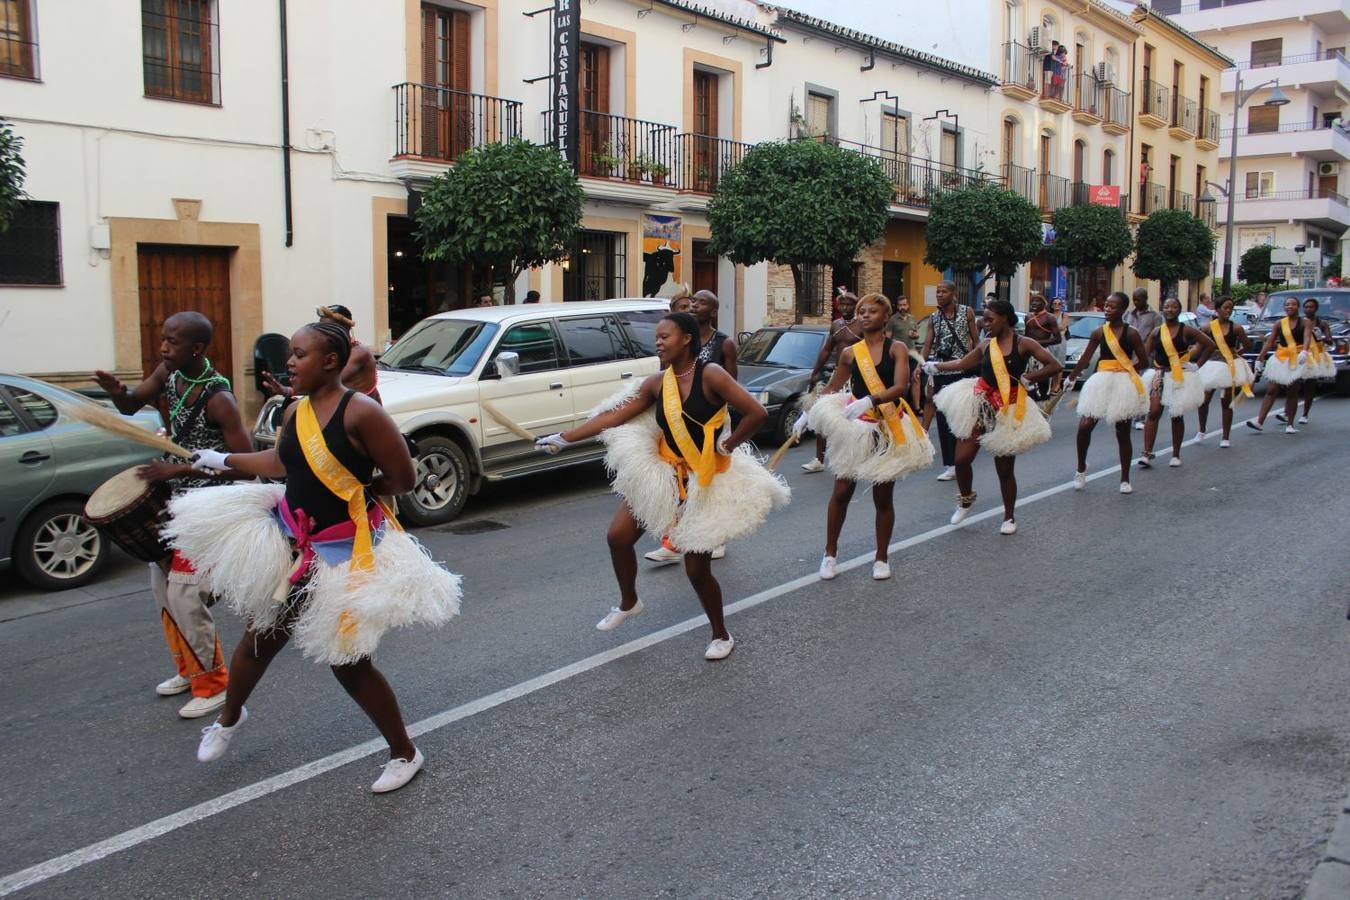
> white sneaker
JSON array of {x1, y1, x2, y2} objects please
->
[
  {"x1": 704, "y1": 636, "x2": 736, "y2": 661},
  {"x1": 1298, "y1": 416, "x2": 1310, "y2": 425},
  {"x1": 872, "y1": 560, "x2": 891, "y2": 580},
  {"x1": 1073, "y1": 471, "x2": 1087, "y2": 491},
  {"x1": 1195, "y1": 430, "x2": 1206, "y2": 442},
  {"x1": 179, "y1": 691, "x2": 227, "y2": 719},
  {"x1": 711, "y1": 545, "x2": 726, "y2": 560},
  {"x1": 1134, "y1": 421, "x2": 1144, "y2": 430},
  {"x1": 156, "y1": 674, "x2": 190, "y2": 696},
  {"x1": 950, "y1": 504, "x2": 973, "y2": 525},
  {"x1": 999, "y1": 519, "x2": 1018, "y2": 535},
  {"x1": 643, "y1": 545, "x2": 681, "y2": 564},
  {"x1": 1285, "y1": 425, "x2": 1298, "y2": 435},
  {"x1": 1119, "y1": 481, "x2": 1133, "y2": 494},
  {"x1": 800, "y1": 458, "x2": 825, "y2": 473},
  {"x1": 1275, "y1": 412, "x2": 1287, "y2": 424},
  {"x1": 1136, "y1": 453, "x2": 1153, "y2": 469},
  {"x1": 818, "y1": 555, "x2": 837, "y2": 580},
  {"x1": 371, "y1": 747, "x2": 424, "y2": 793},
  {"x1": 1168, "y1": 456, "x2": 1182, "y2": 468},
  {"x1": 1219, "y1": 439, "x2": 1231, "y2": 448},
  {"x1": 197, "y1": 707, "x2": 247, "y2": 763},
  {"x1": 1245, "y1": 421, "x2": 1263, "y2": 433},
  {"x1": 936, "y1": 466, "x2": 956, "y2": 481},
  {"x1": 596, "y1": 600, "x2": 643, "y2": 631}
]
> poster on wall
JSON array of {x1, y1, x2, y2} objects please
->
[{"x1": 641, "y1": 214, "x2": 682, "y2": 297}]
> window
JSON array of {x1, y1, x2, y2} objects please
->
[
  {"x1": 615, "y1": 309, "x2": 664, "y2": 357},
  {"x1": 1103, "y1": 148, "x2": 1115, "y2": 185},
  {"x1": 1250, "y1": 37, "x2": 1282, "y2": 68},
  {"x1": 0, "y1": 200, "x2": 61, "y2": 285},
  {"x1": 493, "y1": 322, "x2": 560, "y2": 374},
  {"x1": 806, "y1": 91, "x2": 833, "y2": 139},
  {"x1": 0, "y1": 393, "x2": 23, "y2": 437},
  {"x1": 6, "y1": 387, "x2": 55, "y2": 428},
  {"x1": 941, "y1": 128, "x2": 960, "y2": 169},
  {"x1": 881, "y1": 111, "x2": 909, "y2": 156},
  {"x1": 142, "y1": 0, "x2": 219, "y2": 104},
  {"x1": 563, "y1": 230, "x2": 626, "y2": 301},
  {"x1": 1247, "y1": 104, "x2": 1279, "y2": 134},
  {"x1": 0, "y1": 0, "x2": 37, "y2": 79},
  {"x1": 1244, "y1": 171, "x2": 1275, "y2": 199},
  {"x1": 558, "y1": 316, "x2": 630, "y2": 366}
]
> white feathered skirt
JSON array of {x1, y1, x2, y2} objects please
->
[
  {"x1": 1263, "y1": 354, "x2": 1306, "y2": 385},
  {"x1": 163, "y1": 483, "x2": 462, "y2": 665},
  {"x1": 1076, "y1": 370, "x2": 1149, "y2": 423},
  {"x1": 1199, "y1": 357, "x2": 1254, "y2": 391},
  {"x1": 1142, "y1": 368, "x2": 1206, "y2": 417},
  {"x1": 806, "y1": 392, "x2": 934, "y2": 482},
  {"x1": 1309, "y1": 348, "x2": 1337, "y2": 380},
  {"x1": 933, "y1": 378, "x2": 1052, "y2": 457},
  {"x1": 592, "y1": 387, "x2": 790, "y2": 552}
]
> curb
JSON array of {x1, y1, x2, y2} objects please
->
[{"x1": 1306, "y1": 795, "x2": 1350, "y2": 899}]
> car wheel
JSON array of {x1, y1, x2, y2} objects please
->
[
  {"x1": 14, "y1": 498, "x2": 108, "y2": 591},
  {"x1": 399, "y1": 435, "x2": 470, "y2": 526},
  {"x1": 775, "y1": 394, "x2": 808, "y2": 445}
]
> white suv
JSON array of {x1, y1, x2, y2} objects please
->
[{"x1": 252, "y1": 300, "x2": 668, "y2": 525}]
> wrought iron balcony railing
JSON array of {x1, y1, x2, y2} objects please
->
[{"x1": 394, "y1": 83, "x2": 522, "y2": 161}]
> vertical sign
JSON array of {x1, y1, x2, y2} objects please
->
[{"x1": 553, "y1": 0, "x2": 579, "y2": 167}]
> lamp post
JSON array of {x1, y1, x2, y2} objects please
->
[{"x1": 1203, "y1": 73, "x2": 1288, "y2": 294}]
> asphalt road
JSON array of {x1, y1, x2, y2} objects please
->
[{"x1": 2, "y1": 397, "x2": 1348, "y2": 898}]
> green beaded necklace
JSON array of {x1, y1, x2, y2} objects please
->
[{"x1": 169, "y1": 357, "x2": 231, "y2": 421}]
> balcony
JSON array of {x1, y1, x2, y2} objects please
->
[
  {"x1": 1197, "y1": 107, "x2": 1221, "y2": 150},
  {"x1": 1168, "y1": 0, "x2": 1347, "y2": 33},
  {"x1": 1170, "y1": 189, "x2": 1194, "y2": 214},
  {"x1": 540, "y1": 108, "x2": 679, "y2": 202},
  {"x1": 1000, "y1": 42, "x2": 1038, "y2": 101},
  {"x1": 391, "y1": 83, "x2": 522, "y2": 179},
  {"x1": 1224, "y1": 121, "x2": 1350, "y2": 162},
  {"x1": 1038, "y1": 62, "x2": 1073, "y2": 113},
  {"x1": 1169, "y1": 95, "x2": 1198, "y2": 140},
  {"x1": 1003, "y1": 162, "x2": 1036, "y2": 203},
  {"x1": 1232, "y1": 188, "x2": 1350, "y2": 230},
  {"x1": 1138, "y1": 79, "x2": 1170, "y2": 129},
  {"x1": 1072, "y1": 72, "x2": 1102, "y2": 124},
  {"x1": 1072, "y1": 181, "x2": 1129, "y2": 212},
  {"x1": 1135, "y1": 181, "x2": 1168, "y2": 218},
  {"x1": 836, "y1": 139, "x2": 998, "y2": 212},
  {"x1": 677, "y1": 133, "x2": 751, "y2": 194},
  {"x1": 1223, "y1": 50, "x2": 1350, "y2": 95},
  {"x1": 1037, "y1": 173, "x2": 1070, "y2": 213},
  {"x1": 1102, "y1": 85, "x2": 1131, "y2": 134}
]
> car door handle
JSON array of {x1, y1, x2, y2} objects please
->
[
  {"x1": 549, "y1": 381, "x2": 564, "y2": 390},
  {"x1": 619, "y1": 371, "x2": 634, "y2": 379},
  {"x1": 19, "y1": 451, "x2": 50, "y2": 464}
]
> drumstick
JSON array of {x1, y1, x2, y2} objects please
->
[
  {"x1": 765, "y1": 434, "x2": 799, "y2": 471},
  {"x1": 56, "y1": 399, "x2": 194, "y2": 458},
  {"x1": 482, "y1": 399, "x2": 537, "y2": 442}
]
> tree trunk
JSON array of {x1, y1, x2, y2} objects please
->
[{"x1": 789, "y1": 262, "x2": 805, "y2": 325}]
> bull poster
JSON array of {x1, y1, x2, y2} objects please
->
[{"x1": 641, "y1": 214, "x2": 682, "y2": 297}]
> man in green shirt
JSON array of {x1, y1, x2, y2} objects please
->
[{"x1": 887, "y1": 295, "x2": 920, "y2": 351}]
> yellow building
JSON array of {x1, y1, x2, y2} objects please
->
[{"x1": 1121, "y1": 4, "x2": 1233, "y2": 307}]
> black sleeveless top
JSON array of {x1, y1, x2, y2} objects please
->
[
  {"x1": 1150, "y1": 323, "x2": 1191, "y2": 368},
  {"x1": 978, "y1": 335, "x2": 1029, "y2": 384},
  {"x1": 850, "y1": 338, "x2": 896, "y2": 398},
  {"x1": 1281, "y1": 316, "x2": 1306, "y2": 344},
  {"x1": 1215, "y1": 321, "x2": 1241, "y2": 354},
  {"x1": 696, "y1": 330, "x2": 730, "y2": 367},
  {"x1": 655, "y1": 362, "x2": 722, "y2": 452},
  {"x1": 277, "y1": 391, "x2": 376, "y2": 531},
  {"x1": 163, "y1": 371, "x2": 230, "y2": 491}
]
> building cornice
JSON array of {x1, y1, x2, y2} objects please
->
[
  {"x1": 1075, "y1": 0, "x2": 1146, "y2": 41},
  {"x1": 1131, "y1": 4, "x2": 1236, "y2": 69},
  {"x1": 620, "y1": 0, "x2": 786, "y2": 42}
]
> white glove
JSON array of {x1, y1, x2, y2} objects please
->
[
  {"x1": 921, "y1": 360, "x2": 941, "y2": 376},
  {"x1": 1297, "y1": 351, "x2": 1308, "y2": 366},
  {"x1": 189, "y1": 449, "x2": 231, "y2": 472},
  {"x1": 1182, "y1": 362, "x2": 1198, "y2": 372},
  {"x1": 791, "y1": 414, "x2": 809, "y2": 440},
  {"x1": 716, "y1": 434, "x2": 730, "y2": 455},
  {"x1": 843, "y1": 397, "x2": 874, "y2": 420},
  {"x1": 535, "y1": 433, "x2": 570, "y2": 455},
  {"x1": 1255, "y1": 360, "x2": 1266, "y2": 376}
]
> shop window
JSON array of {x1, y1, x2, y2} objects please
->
[{"x1": 564, "y1": 230, "x2": 627, "y2": 301}]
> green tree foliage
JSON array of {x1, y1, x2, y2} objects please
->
[
  {"x1": 415, "y1": 139, "x2": 583, "y2": 302},
  {"x1": 707, "y1": 140, "x2": 890, "y2": 317},
  {"x1": 1237, "y1": 243, "x2": 1275, "y2": 284},
  {"x1": 1133, "y1": 208, "x2": 1216, "y2": 284},
  {"x1": 924, "y1": 181, "x2": 1042, "y2": 290},
  {"x1": 0, "y1": 119, "x2": 27, "y2": 233},
  {"x1": 1047, "y1": 203, "x2": 1134, "y2": 270}
]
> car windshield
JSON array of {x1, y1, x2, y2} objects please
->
[
  {"x1": 380, "y1": 319, "x2": 498, "y2": 376},
  {"x1": 738, "y1": 330, "x2": 823, "y2": 369},
  {"x1": 1067, "y1": 316, "x2": 1104, "y2": 339},
  {"x1": 1262, "y1": 291, "x2": 1350, "y2": 322}
]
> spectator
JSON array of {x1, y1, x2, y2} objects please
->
[
  {"x1": 477, "y1": 295, "x2": 495, "y2": 308},
  {"x1": 522, "y1": 290, "x2": 541, "y2": 304},
  {"x1": 1194, "y1": 292, "x2": 1218, "y2": 327}
]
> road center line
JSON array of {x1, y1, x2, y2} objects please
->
[{"x1": 0, "y1": 421, "x2": 1242, "y2": 896}]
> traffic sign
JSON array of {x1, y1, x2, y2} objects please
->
[
  {"x1": 1287, "y1": 264, "x2": 1320, "y2": 278},
  {"x1": 1268, "y1": 265, "x2": 1290, "y2": 281}
]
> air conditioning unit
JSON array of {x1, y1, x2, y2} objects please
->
[
  {"x1": 1319, "y1": 162, "x2": 1340, "y2": 177},
  {"x1": 1095, "y1": 61, "x2": 1113, "y2": 83},
  {"x1": 1028, "y1": 26, "x2": 1047, "y2": 53}
]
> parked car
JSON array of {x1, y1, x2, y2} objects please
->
[
  {"x1": 735, "y1": 325, "x2": 829, "y2": 443},
  {"x1": 1062, "y1": 312, "x2": 1106, "y2": 384},
  {"x1": 0, "y1": 374, "x2": 161, "y2": 590},
  {"x1": 1242, "y1": 288, "x2": 1350, "y2": 394},
  {"x1": 252, "y1": 300, "x2": 669, "y2": 525}
]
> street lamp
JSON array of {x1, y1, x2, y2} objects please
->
[{"x1": 1210, "y1": 75, "x2": 1289, "y2": 294}]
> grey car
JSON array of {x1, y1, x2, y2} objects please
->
[
  {"x1": 0, "y1": 374, "x2": 161, "y2": 590},
  {"x1": 736, "y1": 326, "x2": 829, "y2": 443}
]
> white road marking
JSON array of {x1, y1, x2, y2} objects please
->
[{"x1": 0, "y1": 423, "x2": 1245, "y2": 895}]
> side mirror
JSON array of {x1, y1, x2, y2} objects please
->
[{"x1": 496, "y1": 351, "x2": 521, "y2": 378}]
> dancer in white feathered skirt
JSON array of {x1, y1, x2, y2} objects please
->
[
  {"x1": 1197, "y1": 298, "x2": 1253, "y2": 448},
  {"x1": 535, "y1": 311, "x2": 787, "y2": 662},
  {"x1": 926, "y1": 300, "x2": 1060, "y2": 535},
  {"x1": 1136, "y1": 297, "x2": 1215, "y2": 471},
  {"x1": 1063, "y1": 292, "x2": 1152, "y2": 495},
  {"x1": 1248, "y1": 296, "x2": 1313, "y2": 435},
  {"x1": 1299, "y1": 298, "x2": 1337, "y2": 425},
  {"x1": 169, "y1": 322, "x2": 461, "y2": 794},
  {"x1": 795, "y1": 294, "x2": 933, "y2": 581}
]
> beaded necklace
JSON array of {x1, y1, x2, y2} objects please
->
[{"x1": 168, "y1": 358, "x2": 231, "y2": 421}]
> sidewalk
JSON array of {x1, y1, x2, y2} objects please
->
[
  {"x1": 0, "y1": 556, "x2": 147, "y2": 623},
  {"x1": 1307, "y1": 794, "x2": 1350, "y2": 898}
]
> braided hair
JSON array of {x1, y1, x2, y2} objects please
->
[
  {"x1": 306, "y1": 320, "x2": 353, "y2": 369},
  {"x1": 985, "y1": 298, "x2": 1017, "y2": 328}
]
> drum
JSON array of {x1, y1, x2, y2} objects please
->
[{"x1": 85, "y1": 467, "x2": 172, "y2": 563}]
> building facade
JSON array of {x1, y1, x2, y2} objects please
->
[{"x1": 1160, "y1": 0, "x2": 1350, "y2": 283}]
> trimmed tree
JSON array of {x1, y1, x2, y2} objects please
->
[
  {"x1": 707, "y1": 140, "x2": 891, "y2": 322},
  {"x1": 923, "y1": 180, "x2": 1043, "y2": 297},
  {"x1": 1047, "y1": 203, "x2": 1134, "y2": 289},
  {"x1": 415, "y1": 138, "x2": 584, "y2": 303},
  {"x1": 1237, "y1": 243, "x2": 1275, "y2": 285},
  {"x1": 1133, "y1": 208, "x2": 1216, "y2": 297},
  {"x1": 0, "y1": 119, "x2": 27, "y2": 233}
]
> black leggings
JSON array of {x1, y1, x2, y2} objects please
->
[{"x1": 931, "y1": 373, "x2": 964, "y2": 466}]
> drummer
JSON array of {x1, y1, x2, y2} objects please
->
[{"x1": 94, "y1": 311, "x2": 253, "y2": 720}]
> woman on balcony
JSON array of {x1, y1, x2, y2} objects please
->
[
  {"x1": 1135, "y1": 297, "x2": 1214, "y2": 470},
  {"x1": 1248, "y1": 295, "x2": 1312, "y2": 434},
  {"x1": 1197, "y1": 296, "x2": 1253, "y2": 448}
]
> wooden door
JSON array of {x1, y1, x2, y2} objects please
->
[
  {"x1": 1074, "y1": 43, "x2": 1085, "y2": 108},
  {"x1": 421, "y1": 5, "x2": 471, "y2": 160},
  {"x1": 1038, "y1": 133, "x2": 1051, "y2": 208},
  {"x1": 1073, "y1": 141, "x2": 1085, "y2": 184},
  {"x1": 579, "y1": 42, "x2": 611, "y2": 176},
  {"x1": 692, "y1": 71, "x2": 719, "y2": 190},
  {"x1": 137, "y1": 245, "x2": 233, "y2": 386},
  {"x1": 692, "y1": 241, "x2": 717, "y2": 294}
]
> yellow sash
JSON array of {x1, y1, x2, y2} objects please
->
[
  {"x1": 660, "y1": 366, "x2": 729, "y2": 491},
  {"x1": 1276, "y1": 317, "x2": 1301, "y2": 364},
  {"x1": 1101, "y1": 324, "x2": 1145, "y2": 395},
  {"x1": 1158, "y1": 322, "x2": 1185, "y2": 384},
  {"x1": 988, "y1": 337, "x2": 1027, "y2": 424},
  {"x1": 1210, "y1": 319, "x2": 1255, "y2": 398},
  {"x1": 851, "y1": 339, "x2": 925, "y2": 443}
]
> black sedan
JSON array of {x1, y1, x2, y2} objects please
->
[
  {"x1": 735, "y1": 325, "x2": 829, "y2": 443},
  {"x1": 1243, "y1": 289, "x2": 1350, "y2": 394}
]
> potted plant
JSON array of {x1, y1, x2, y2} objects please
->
[
  {"x1": 645, "y1": 157, "x2": 669, "y2": 186},
  {"x1": 592, "y1": 142, "x2": 624, "y2": 176}
]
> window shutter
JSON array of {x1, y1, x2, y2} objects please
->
[
  {"x1": 593, "y1": 45, "x2": 611, "y2": 114},
  {"x1": 450, "y1": 10, "x2": 470, "y2": 91},
  {"x1": 421, "y1": 6, "x2": 438, "y2": 85},
  {"x1": 420, "y1": 5, "x2": 439, "y2": 156}
]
